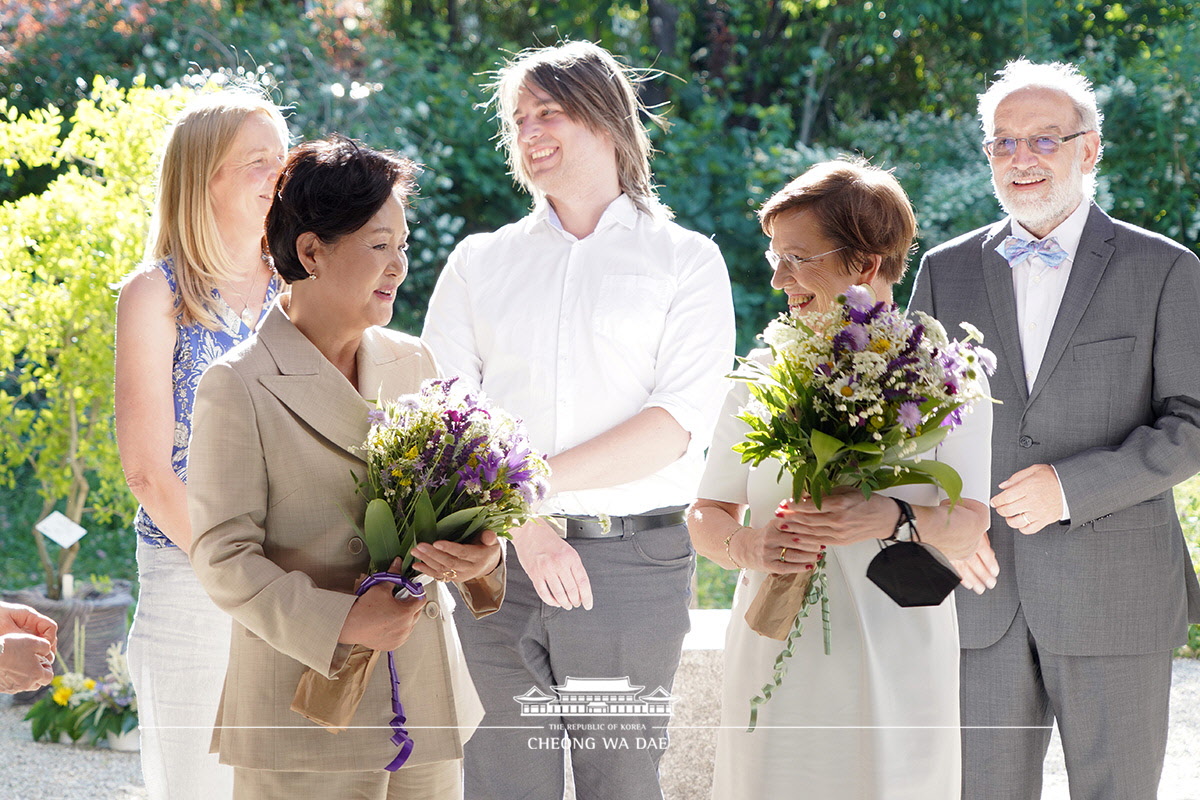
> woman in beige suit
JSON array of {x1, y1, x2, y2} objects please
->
[{"x1": 187, "y1": 135, "x2": 504, "y2": 799}]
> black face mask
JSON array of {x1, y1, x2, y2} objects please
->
[{"x1": 867, "y1": 539, "x2": 961, "y2": 608}]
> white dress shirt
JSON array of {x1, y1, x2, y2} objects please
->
[
  {"x1": 1001, "y1": 200, "x2": 1090, "y2": 391},
  {"x1": 997, "y1": 199, "x2": 1092, "y2": 520},
  {"x1": 423, "y1": 194, "x2": 736, "y2": 516}
]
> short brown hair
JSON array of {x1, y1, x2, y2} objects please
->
[
  {"x1": 759, "y1": 159, "x2": 916, "y2": 284},
  {"x1": 492, "y1": 41, "x2": 670, "y2": 218}
]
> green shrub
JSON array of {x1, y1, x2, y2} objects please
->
[{"x1": 0, "y1": 78, "x2": 185, "y2": 597}]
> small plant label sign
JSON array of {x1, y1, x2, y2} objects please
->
[{"x1": 36, "y1": 511, "x2": 87, "y2": 549}]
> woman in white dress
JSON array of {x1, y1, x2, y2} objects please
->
[{"x1": 688, "y1": 160, "x2": 999, "y2": 799}]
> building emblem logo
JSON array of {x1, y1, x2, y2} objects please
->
[{"x1": 514, "y1": 677, "x2": 676, "y2": 717}]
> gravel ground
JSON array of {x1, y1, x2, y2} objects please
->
[
  {"x1": 1, "y1": 617, "x2": 1196, "y2": 799},
  {"x1": 0, "y1": 695, "x2": 145, "y2": 800}
]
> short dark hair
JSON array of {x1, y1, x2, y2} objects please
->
[
  {"x1": 266, "y1": 134, "x2": 418, "y2": 283},
  {"x1": 758, "y1": 158, "x2": 916, "y2": 284}
]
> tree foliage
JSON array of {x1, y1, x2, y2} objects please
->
[
  {"x1": 0, "y1": 78, "x2": 186, "y2": 597},
  {"x1": 2, "y1": 4, "x2": 1200, "y2": 599}
]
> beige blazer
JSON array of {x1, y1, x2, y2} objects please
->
[{"x1": 188, "y1": 303, "x2": 502, "y2": 772}]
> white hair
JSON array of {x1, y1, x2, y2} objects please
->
[{"x1": 978, "y1": 59, "x2": 1104, "y2": 153}]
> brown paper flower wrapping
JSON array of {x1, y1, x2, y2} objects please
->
[
  {"x1": 290, "y1": 644, "x2": 382, "y2": 733},
  {"x1": 744, "y1": 572, "x2": 814, "y2": 640}
]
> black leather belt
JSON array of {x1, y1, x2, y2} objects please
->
[{"x1": 558, "y1": 507, "x2": 688, "y2": 539}]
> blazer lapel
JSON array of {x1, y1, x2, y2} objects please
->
[
  {"x1": 980, "y1": 220, "x2": 1029, "y2": 402},
  {"x1": 1028, "y1": 204, "x2": 1116, "y2": 405},
  {"x1": 256, "y1": 305, "x2": 371, "y2": 462}
]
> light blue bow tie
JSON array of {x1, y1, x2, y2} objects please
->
[{"x1": 1001, "y1": 235, "x2": 1068, "y2": 269}]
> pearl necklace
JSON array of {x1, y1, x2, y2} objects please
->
[{"x1": 229, "y1": 266, "x2": 270, "y2": 328}]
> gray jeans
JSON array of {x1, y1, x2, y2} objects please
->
[{"x1": 454, "y1": 522, "x2": 693, "y2": 800}]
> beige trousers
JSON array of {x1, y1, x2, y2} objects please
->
[{"x1": 233, "y1": 759, "x2": 462, "y2": 799}]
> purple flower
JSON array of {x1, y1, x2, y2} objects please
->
[
  {"x1": 367, "y1": 409, "x2": 387, "y2": 425},
  {"x1": 886, "y1": 354, "x2": 919, "y2": 372},
  {"x1": 832, "y1": 324, "x2": 869, "y2": 356},
  {"x1": 842, "y1": 284, "x2": 875, "y2": 312},
  {"x1": 977, "y1": 347, "x2": 997, "y2": 375},
  {"x1": 942, "y1": 407, "x2": 963, "y2": 428},
  {"x1": 904, "y1": 325, "x2": 925, "y2": 354},
  {"x1": 457, "y1": 449, "x2": 503, "y2": 494},
  {"x1": 897, "y1": 402, "x2": 922, "y2": 432}
]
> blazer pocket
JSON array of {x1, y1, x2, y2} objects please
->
[
  {"x1": 1072, "y1": 336, "x2": 1135, "y2": 360},
  {"x1": 1091, "y1": 496, "x2": 1169, "y2": 531}
]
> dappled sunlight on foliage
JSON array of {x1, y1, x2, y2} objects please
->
[{"x1": 0, "y1": 78, "x2": 188, "y2": 596}]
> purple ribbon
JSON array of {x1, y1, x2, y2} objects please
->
[{"x1": 354, "y1": 571, "x2": 426, "y2": 772}]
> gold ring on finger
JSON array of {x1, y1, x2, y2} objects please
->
[
  {"x1": 778, "y1": 547, "x2": 788, "y2": 562},
  {"x1": 442, "y1": 569, "x2": 458, "y2": 581}
]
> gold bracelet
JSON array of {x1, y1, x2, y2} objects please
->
[{"x1": 724, "y1": 526, "x2": 747, "y2": 570}]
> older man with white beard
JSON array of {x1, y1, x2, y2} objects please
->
[{"x1": 910, "y1": 60, "x2": 1200, "y2": 800}]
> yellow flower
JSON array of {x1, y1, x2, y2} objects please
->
[
  {"x1": 50, "y1": 676, "x2": 63, "y2": 688},
  {"x1": 83, "y1": 678, "x2": 96, "y2": 690},
  {"x1": 52, "y1": 687, "x2": 73, "y2": 706},
  {"x1": 405, "y1": 446, "x2": 418, "y2": 458},
  {"x1": 870, "y1": 338, "x2": 892, "y2": 354},
  {"x1": 839, "y1": 386, "x2": 854, "y2": 397}
]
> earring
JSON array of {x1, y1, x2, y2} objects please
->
[{"x1": 307, "y1": 272, "x2": 318, "y2": 280}]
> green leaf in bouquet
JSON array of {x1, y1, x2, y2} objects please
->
[
  {"x1": 412, "y1": 490, "x2": 438, "y2": 541},
  {"x1": 880, "y1": 425, "x2": 950, "y2": 464},
  {"x1": 364, "y1": 498, "x2": 402, "y2": 571},
  {"x1": 904, "y1": 458, "x2": 964, "y2": 504},
  {"x1": 436, "y1": 506, "x2": 486, "y2": 535},
  {"x1": 398, "y1": 526, "x2": 419, "y2": 574},
  {"x1": 430, "y1": 483, "x2": 456, "y2": 515},
  {"x1": 809, "y1": 429, "x2": 844, "y2": 471}
]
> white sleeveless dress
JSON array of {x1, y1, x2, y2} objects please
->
[{"x1": 699, "y1": 366, "x2": 992, "y2": 800}]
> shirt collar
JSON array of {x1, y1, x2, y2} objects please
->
[
  {"x1": 1007, "y1": 200, "x2": 1091, "y2": 263},
  {"x1": 528, "y1": 193, "x2": 641, "y2": 238}
]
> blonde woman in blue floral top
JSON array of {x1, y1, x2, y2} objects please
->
[{"x1": 115, "y1": 89, "x2": 287, "y2": 799}]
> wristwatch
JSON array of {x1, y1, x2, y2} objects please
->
[{"x1": 886, "y1": 498, "x2": 916, "y2": 543}]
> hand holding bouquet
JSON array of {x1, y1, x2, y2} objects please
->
[
  {"x1": 292, "y1": 377, "x2": 549, "y2": 768},
  {"x1": 733, "y1": 285, "x2": 994, "y2": 727},
  {"x1": 357, "y1": 376, "x2": 550, "y2": 579}
]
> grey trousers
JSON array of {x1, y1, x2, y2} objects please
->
[
  {"x1": 454, "y1": 523, "x2": 693, "y2": 800},
  {"x1": 961, "y1": 605, "x2": 1172, "y2": 800}
]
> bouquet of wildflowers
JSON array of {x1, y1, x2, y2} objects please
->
[
  {"x1": 733, "y1": 285, "x2": 993, "y2": 727},
  {"x1": 357, "y1": 376, "x2": 551, "y2": 577},
  {"x1": 292, "y1": 377, "x2": 549, "y2": 761}
]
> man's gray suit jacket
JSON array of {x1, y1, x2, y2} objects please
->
[{"x1": 910, "y1": 202, "x2": 1200, "y2": 656}]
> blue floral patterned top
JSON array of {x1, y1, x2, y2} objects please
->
[{"x1": 134, "y1": 258, "x2": 283, "y2": 547}]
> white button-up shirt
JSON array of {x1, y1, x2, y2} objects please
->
[
  {"x1": 997, "y1": 199, "x2": 1091, "y2": 520},
  {"x1": 1000, "y1": 199, "x2": 1090, "y2": 391},
  {"x1": 423, "y1": 194, "x2": 736, "y2": 516}
]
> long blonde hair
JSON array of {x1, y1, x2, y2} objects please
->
[
  {"x1": 145, "y1": 90, "x2": 288, "y2": 329},
  {"x1": 492, "y1": 41, "x2": 671, "y2": 219}
]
